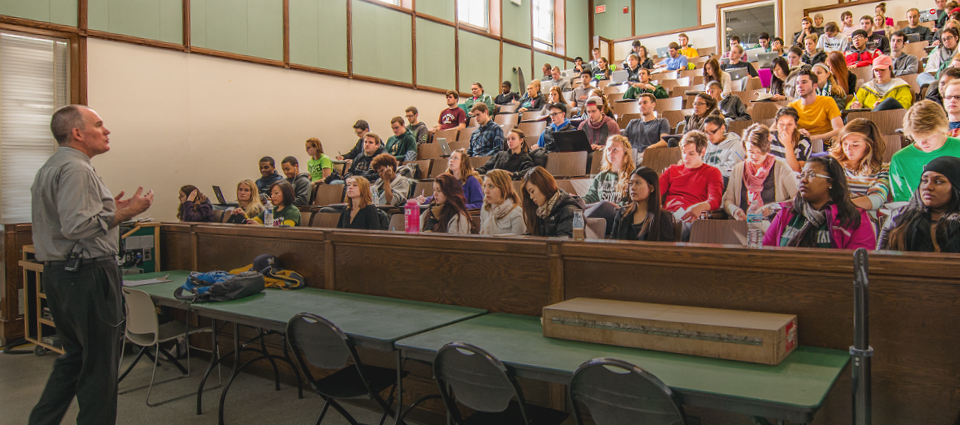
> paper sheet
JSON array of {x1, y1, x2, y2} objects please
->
[{"x1": 122, "y1": 275, "x2": 171, "y2": 287}]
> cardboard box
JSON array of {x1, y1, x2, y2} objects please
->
[{"x1": 542, "y1": 298, "x2": 798, "y2": 365}]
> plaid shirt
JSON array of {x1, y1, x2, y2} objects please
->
[{"x1": 468, "y1": 120, "x2": 504, "y2": 158}]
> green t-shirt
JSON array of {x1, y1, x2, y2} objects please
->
[
  {"x1": 257, "y1": 204, "x2": 301, "y2": 226},
  {"x1": 582, "y1": 171, "x2": 625, "y2": 205},
  {"x1": 889, "y1": 137, "x2": 960, "y2": 202},
  {"x1": 307, "y1": 154, "x2": 333, "y2": 182}
]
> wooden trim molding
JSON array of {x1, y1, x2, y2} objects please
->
[
  {"x1": 182, "y1": 0, "x2": 191, "y2": 52},
  {"x1": 0, "y1": 16, "x2": 80, "y2": 34},
  {"x1": 287, "y1": 63, "x2": 351, "y2": 79},
  {"x1": 347, "y1": 0, "x2": 354, "y2": 75},
  {"x1": 351, "y1": 73, "x2": 415, "y2": 89},
  {"x1": 355, "y1": 0, "x2": 411, "y2": 15},
  {"x1": 86, "y1": 30, "x2": 187, "y2": 52},
  {"x1": 415, "y1": 12, "x2": 456, "y2": 28},
  {"x1": 716, "y1": 0, "x2": 780, "y2": 55},
  {"x1": 612, "y1": 23, "x2": 715, "y2": 43},
  {"x1": 489, "y1": 0, "x2": 502, "y2": 38},
  {"x1": 78, "y1": 0, "x2": 88, "y2": 30},
  {"x1": 282, "y1": 0, "x2": 290, "y2": 66},
  {"x1": 190, "y1": 46, "x2": 284, "y2": 67}
]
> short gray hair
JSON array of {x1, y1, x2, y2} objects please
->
[{"x1": 50, "y1": 105, "x2": 86, "y2": 145}]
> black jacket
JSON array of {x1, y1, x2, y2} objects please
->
[
  {"x1": 719, "y1": 95, "x2": 751, "y2": 122},
  {"x1": 337, "y1": 205, "x2": 382, "y2": 230},
  {"x1": 347, "y1": 146, "x2": 386, "y2": 182},
  {"x1": 342, "y1": 137, "x2": 365, "y2": 160},
  {"x1": 611, "y1": 209, "x2": 675, "y2": 241},
  {"x1": 475, "y1": 151, "x2": 534, "y2": 179},
  {"x1": 535, "y1": 191, "x2": 586, "y2": 237}
]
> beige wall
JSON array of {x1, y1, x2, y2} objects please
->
[{"x1": 86, "y1": 38, "x2": 446, "y2": 222}]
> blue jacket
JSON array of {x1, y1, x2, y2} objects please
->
[
  {"x1": 538, "y1": 120, "x2": 574, "y2": 153},
  {"x1": 468, "y1": 120, "x2": 505, "y2": 158}
]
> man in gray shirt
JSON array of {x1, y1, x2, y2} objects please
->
[{"x1": 29, "y1": 105, "x2": 153, "y2": 425}]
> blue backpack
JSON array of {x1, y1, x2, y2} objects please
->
[{"x1": 173, "y1": 270, "x2": 264, "y2": 302}]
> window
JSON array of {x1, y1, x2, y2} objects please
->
[
  {"x1": 458, "y1": 0, "x2": 488, "y2": 30},
  {"x1": 0, "y1": 32, "x2": 70, "y2": 224},
  {"x1": 532, "y1": 0, "x2": 554, "y2": 51},
  {"x1": 374, "y1": 0, "x2": 400, "y2": 5}
]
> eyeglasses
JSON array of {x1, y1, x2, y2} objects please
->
[
  {"x1": 796, "y1": 171, "x2": 832, "y2": 181},
  {"x1": 694, "y1": 102, "x2": 707, "y2": 107},
  {"x1": 704, "y1": 126, "x2": 722, "y2": 135},
  {"x1": 946, "y1": 95, "x2": 960, "y2": 102},
  {"x1": 550, "y1": 112, "x2": 565, "y2": 117},
  {"x1": 943, "y1": 35, "x2": 957, "y2": 42}
]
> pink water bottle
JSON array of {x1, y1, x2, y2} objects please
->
[{"x1": 404, "y1": 199, "x2": 420, "y2": 233}]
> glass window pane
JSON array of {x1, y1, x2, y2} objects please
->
[
  {"x1": 458, "y1": 0, "x2": 488, "y2": 29},
  {"x1": 375, "y1": 0, "x2": 400, "y2": 5},
  {"x1": 532, "y1": 0, "x2": 554, "y2": 48}
]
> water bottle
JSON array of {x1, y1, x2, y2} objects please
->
[
  {"x1": 371, "y1": 185, "x2": 379, "y2": 206},
  {"x1": 263, "y1": 201, "x2": 274, "y2": 227},
  {"x1": 404, "y1": 199, "x2": 420, "y2": 233},
  {"x1": 572, "y1": 210, "x2": 586, "y2": 240},
  {"x1": 746, "y1": 197, "x2": 763, "y2": 248}
]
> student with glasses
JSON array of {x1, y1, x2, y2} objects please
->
[
  {"x1": 701, "y1": 115, "x2": 744, "y2": 185},
  {"x1": 763, "y1": 156, "x2": 875, "y2": 249},
  {"x1": 722, "y1": 124, "x2": 798, "y2": 221},
  {"x1": 683, "y1": 93, "x2": 721, "y2": 134},
  {"x1": 920, "y1": 27, "x2": 960, "y2": 87},
  {"x1": 537, "y1": 102, "x2": 576, "y2": 153},
  {"x1": 943, "y1": 79, "x2": 960, "y2": 137}
]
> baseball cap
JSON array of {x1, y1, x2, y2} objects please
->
[{"x1": 872, "y1": 55, "x2": 893, "y2": 70}]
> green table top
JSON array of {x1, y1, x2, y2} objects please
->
[
  {"x1": 396, "y1": 313, "x2": 850, "y2": 422},
  {"x1": 124, "y1": 271, "x2": 487, "y2": 351}
]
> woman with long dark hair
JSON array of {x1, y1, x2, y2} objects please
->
[
  {"x1": 769, "y1": 57, "x2": 791, "y2": 100},
  {"x1": 702, "y1": 58, "x2": 732, "y2": 96},
  {"x1": 879, "y1": 156, "x2": 960, "y2": 252},
  {"x1": 826, "y1": 51, "x2": 855, "y2": 98},
  {"x1": 763, "y1": 156, "x2": 875, "y2": 249},
  {"x1": 176, "y1": 185, "x2": 214, "y2": 222},
  {"x1": 420, "y1": 174, "x2": 471, "y2": 234},
  {"x1": 683, "y1": 93, "x2": 721, "y2": 133},
  {"x1": 249, "y1": 181, "x2": 301, "y2": 226},
  {"x1": 611, "y1": 167, "x2": 675, "y2": 241},
  {"x1": 521, "y1": 167, "x2": 586, "y2": 237},
  {"x1": 416, "y1": 148, "x2": 484, "y2": 209}
]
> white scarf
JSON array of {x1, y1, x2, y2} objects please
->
[{"x1": 480, "y1": 199, "x2": 518, "y2": 235}]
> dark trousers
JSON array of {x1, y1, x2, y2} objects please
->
[{"x1": 29, "y1": 258, "x2": 124, "y2": 425}]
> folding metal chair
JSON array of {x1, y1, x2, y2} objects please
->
[{"x1": 569, "y1": 357, "x2": 689, "y2": 425}]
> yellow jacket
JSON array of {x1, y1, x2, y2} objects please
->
[{"x1": 847, "y1": 78, "x2": 913, "y2": 110}]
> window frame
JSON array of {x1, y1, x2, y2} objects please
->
[
  {"x1": 531, "y1": 0, "x2": 555, "y2": 51},
  {"x1": 457, "y1": 0, "x2": 491, "y2": 32}
]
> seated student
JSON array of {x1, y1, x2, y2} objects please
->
[
  {"x1": 759, "y1": 32, "x2": 771, "y2": 52},
  {"x1": 494, "y1": 80, "x2": 521, "y2": 109},
  {"x1": 771, "y1": 37, "x2": 786, "y2": 56},
  {"x1": 817, "y1": 22, "x2": 850, "y2": 53},
  {"x1": 549, "y1": 67, "x2": 571, "y2": 92},
  {"x1": 229, "y1": 179, "x2": 264, "y2": 222},
  {"x1": 305, "y1": 138, "x2": 333, "y2": 185},
  {"x1": 801, "y1": 34, "x2": 827, "y2": 66},
  {"x1": 814, "y1": 13, "x2": 826, "y2": 33},
  {"x1": 255, "y1": 156, "x2": 284, "y2": 193},
  {"x1": 788, "y1": 68, "x2": 844, "y2": 143},
  {"x1": 521, "y1": 166, "x2": 586, "y2": 237},
  {"x1": 611, "y1": 166, "x2": 676, "y2": 241},
  {"x1": 579, "y1": 97, "x2": 620, "y2": 151},
  {"x1": 480, "y1": 169, "x2": 526, "y2": 236},
  {"x1": 621, "y1": 93, "x2": 671, "y2": 152},
  {"x1": 724, "y1": 36, "x2": 749, "y2": 62},
  {"x1": 845, "y1": 30, "x2": 883, "y2": 68},
  {"x1": 706, "y1": 81, "x2": 750, "y2": 122},
  {"x1": 622, "y1": 54, "x2": 642, "y2": 86},
  {"x1": 723, "y1": 124, "x2": 799, "y2": 220},
  {"x1": 337, "y1": 176, "x2": 381, "y2": 230},
  {"x1": 462, "y1": 82, "x2": 496, "y2": 113},
  {"x1": 635, "y1": 45, "x2": 655, "y2": 69},
  {"x1": 890, "y1": 100, "x2": 960, "y2": 201},
  {"x1": 517, "y1": 82, "x2": 545, "y2": 114},
  {"x1": 840, "y1": 11, "x2": 857, "y2": 39},
  {"x1": 919, "y1": 27, "x2": 960, "y2": 87},
  {"x1": 621, "y1": 40, "x2": 644, "y2": 68},
  {"x1": 540, "y1": 86, "x2": 567, "y2": 116},
  {"x1": 280, "y1": 156, "x2": 312, "y2": 206},
  {"x1": 826, "y1": 51, "x2": 856, "y2": 100},
  {"x1": 703, "y1": 59, "x2": 732, "y2": 97},
  {"x1": 701, "y1": 115, "x2": 745, "y2": 183},
  {"x1": 589, "y1": 88, "x2": 616, "y2": 119},
  {"x1": 763, "y1": 157, "x2": 875, "y2": 249},
  {"x1": 337, "y1": 120, "x2": 370, "y2": 164},
  {"x1": 571, "y1": 72, "x2": 595, "y2": 110},
  {"x1": 660, "y1": 131, "x2": 724, "y2": 221},
  {"x1": 385, "y1": 116, "x2": 417, "y2": 162},
  {"x1": 829, "y1": 119, "x2": 891, "y2": 222},
  {"x1": 467, "y1": 103, "x2": 504, "y2": 158},
  {"x1": 783, "y1": 48, "x2": 811, "y2": 99},
  {"x1": 536, "y1": 102, "x2": 576, "y2": 153},
  {"x1": 879, "y1": 156, "x2": 960, "y2": 251},
  {"x1": 591, "y1": 57, "x2": 611, "y2": 81},
  {"x1": 793, "y1": 17, "x2": 819, "y2": 47},
  {"x1": 623, "y1": 68, "x2": 668, "y2": 100},
  {"x1": 812, "y1": 63, "x2": 848, "y2": 111},
  {"x1": 678, "y1": 33, "x2": 699, "y2": 59},
  {"x1": 720, "y1": 45, "x2": 759, "y2": 78},
  {"x1": 477, "y1": 128, "x2": 533, "y2": 178},
  {"x1": 655, "y1": 43, "x2": 688, "y2": 72},
  {"x1": 420, "y1": 174, "x2": 471, "y2": 234},
  {"x1": 889, "y1": 31, "x2": 919, "y2": 77},
  {"x1": 583, "y1": 135, "x2": 635, "y2": 205},
  {"x1": 417, "y1": 149, "x2": 484, "y2": 209},
  {"x1": 573, "y1": 56, "x2": 589, "y2": 74},
  {"x1": 404, "y1": 107, "x2": 429, "y2": 146},
  {"x1": 177, "y1": 185, "x2": 214, "y2": 222},
  {"x1": 370, "y1": 153, "x2": 411, "y2": 207},
  {"x1": 944, "y1": 79, "x2": 960, "y2": 137},
  {"x1": 847, "y1": 56, "x2": 914, "y2": 111},
  {"x1": 541, "y1": 63, "x2": 553, "y2": 81},
  {"x1": 903, "y1": 8, "x2": 935, "y2": 43},
  {"x1": 587, "y1": 47, "x2": 602, "y2": 73},
  {"x1": 769, "y1": 107, "x2": 812, "y2": 172},
  {"x1": 345, "y1": 132, "x2": 386, "y2": 183},
  {"x1": 249, "y1": 181, "x2": 301, "y2": 226},
  {"x1": 433, "y1": 90, "x2": 468, "y2": 132},
  {"x1": 683, "y1": 93, "x2": 722, "y2": 134},
  {"x1": 768, "y1": 57, "x2": 792, "y2": 101},
  {"x1": 860, "y1": 15, "x2": 891, "y2": 54},
  {"x1": 926, "y1": 66, "x2": 960, "y2": 105}
]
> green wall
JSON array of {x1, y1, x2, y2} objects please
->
[
  {"x1": 458, "y1": 31, "x2": 500, "y2": 93},
  {"x1": 289, "y1": 0, "x2": 348, "y2": 72},
  {"x1": 566, "y1": 0, "x2": 590, "y2": 60},
  {"x1": 593, "y1": 0, "x2": 632, "y2": 40},
  {"x1": 351, "y1": 0, "x2": 413, "y2": 84},
  {"x1": 416, "y1": 18, "x2": 456, "y2": 90},
  {"x1": 502, "y1": 0, "x2": 531, "y2": 44},
  {"x1": 88, "y1": 0, "x2": 182, "y2": 44},
  {"x1": 416, "y1": 0, "x2": 454, "y2": 22},
  {"x1": 191, "y1": 0, "x2": 283, "y2": 61},
  {"x1": 635, "y1": 0, "x2": 698, "y2": 36},
  {"x1": 0, "y1": 0, "x2": 77, "y2": 26},
  {"x1": 502, "y1": 43, "x2": 532, "y2": 91}
]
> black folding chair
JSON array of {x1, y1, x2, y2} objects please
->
[
  {"x1": 433, "y1": 342, "x2": 569, "y2": 425},
  {"x1": 569, "y1": 357, "x2": 689, "y2": 425},
  {"x1": 286, "y1": 313, "x2": 407, "y2": 425}
]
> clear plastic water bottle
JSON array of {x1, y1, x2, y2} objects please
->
[
  {"x1": 263, "y1": 201, "x2": 274, "y2": 227},
  {"x1": 371, "y1": 185, "x2": 379, "y2": 206},
  {"x1": 404, "y1": 199, "x2": 420, "y2": 233},
  {"x1": 746, "y1": 197, "x2": 763, "y2": 248},
  {"x1": 572, "y1": 210, "x2": 585, "y2": 240}
]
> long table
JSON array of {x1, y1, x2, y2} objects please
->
[{"x1": 396, "y1": 313, "x2": 850, "y2": 424}]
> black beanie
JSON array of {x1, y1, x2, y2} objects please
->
[{"x1": 922, "y1": 156, "x2": 960, "y2": 188}]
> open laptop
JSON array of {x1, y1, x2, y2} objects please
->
[
  {"x1": 920, "y1": 8, "x2": 938, "y2": 22},
  {"x1": 541, "y1": 80, "x2": 554, "y2": 91},
  {"x1": 211, "y1": 186, "x2": 239, "y2": 207},
  {"x1": 756, "y1": 52, "x2": 780, "y2": 69},
  {"x1": 436, "y1": 138, "x2": 453, "y2": 157},
  {"x1": 726, "y1": 67, "x2": 751, "y2": 81},
  {"x1": 609, "y1": 70, "x2": 629, "y2": 85},
  {"x1": 905, "y1": 33, "x2": 923, "y2": 43},
  {"x1": 656, "y1": 46, "x2": 670, "y2": 58},
  {"x1": 553, "y1": 130, "x2": 593, "y2": 152},
  {"x1": 744, "y1": 48, "x2": 766, "y2": 63}
]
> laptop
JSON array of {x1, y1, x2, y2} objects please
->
[
  {"x1": 920, "y1": 8, "x2": 938, "y2": 22},
  {"x1": 553, "y1": 130, "x2": 593, "y2": 152},
  {"x1": 756, "y1": 52, "x2": 780, "y2": 69},
  {"x1": 541, "y1": 80, "x2": 554, "y2": 91},
  {"x1": 211, "y1": 186, "x2": 239, "y2": 207},
  {"x1": 906, "y1": 33, "x2": 923, "y2": 43},
  {"x1": 609, "y1": 70, "x2": 629, "y2": 85},
  {"x1": 727, "y1": 67, "x2": 751, "y2": 81},
  {"x1": 744, "y1": 48, "x2": 766, "y2": 63},
  {"x1": 656, "y1": 46, "x2": 670, "y2": 58},
  {"x1": 561, "y1": 69, "x2": 576, "y2": 78},
  {"x1": 436, "y1": 138, "x2": 453, "y2": 157}
]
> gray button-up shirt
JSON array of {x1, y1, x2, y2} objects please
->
[{"x1": 31, "y1": 146, "x2": 119, "y2": 261}]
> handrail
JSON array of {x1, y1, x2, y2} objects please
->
[{"x1": 851, "y1": 248, "x2": 873, "y2": 425}]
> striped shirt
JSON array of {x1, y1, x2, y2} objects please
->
[
  {"x1": 844, "y1": 164, "x2": 890, "y2": 211},
  {"x1": 769, "y1": 133, "x2": 811, "y2": 163}
]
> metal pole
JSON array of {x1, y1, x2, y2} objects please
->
[{"x1": 851, "y1": 248, "x2": 873, "y2": 425}]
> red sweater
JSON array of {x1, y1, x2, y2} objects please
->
[{"x1": 659, "y1": 163, "x2": 724, "y2": 212}]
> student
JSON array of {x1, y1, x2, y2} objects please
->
[
  {"x1": 420, "y1": 173, "x2": 471, "y2": 234},
  {"x1": 477, "y1": 128, "x2": 534, "y2": 178},
  {"x1": 622, "y1": 54, "x2": 642, "y2": 87},
  {"x1": 801, "y1": 34, "x2": 827, "y2": 66},
  {"x1": 591, "y1": 57, "x2": 611, "y2": 81},
  {"x1": 720, "y1": 45, "x2": 759, "y2": 77},
  {"x1": 847, "y1": 56, "x2": 913, "y2": 111},
  {"x1": 759, "y1": 32, "x2": 771, "y2": 52},
  {"x1": 794, "y1": 17, "x2": 819, "y2": 47},
  {"x1": 769, "y1": 107, "x2": 812, "y2": 172},
  {"x1": 771, "y1": 37, "x2": 787, "y2": 56},
  {"x1": 337, "y1": 176, "x2": 381, "y2": 230},
  {"x1": 434, "y1": 90, "x2": 468, "y2": 132},
  {"x1": 846, "y1": 30, "x2": 883, "y2": 68},
  {"x1": 904, "y1": 8, "x2": 935, "y2": 42},
  {"x1": 636, "y1": 45, "x2": 654, "y2": 69},
  {"x1": 723, "y1": 124, "x2": 799, "y2": 220},
  {"x1": 621, "y1": 93, "x2": 671, "y2": 152},
  {"x1": 707, "y1": 81, "x2": 750, "y2": 122},
  {"x1": 788, "y1": 68, "x2": 844, "y2": 143},
  {"x1": 255, "y1": 156, "x2": 284, "y2": 193},
  {"x1": 763, "y1": 157, "x2": 875, "y2": 249},
  {"x1": 879, "y1": 156, "x2": 960, "y2": 252},
  {"x1": 571, "y1": 72, "x2": 595, "y2": 109},
  {"x1": 889, "y1": 32, "x2": 919, "y2": 77},
  {"x1": 404, "y1": 107, "x2": 430, "y2": 146},
  {"x1": 829, "y1": 119, "x2": 890, "y2": 222},
  {"x1": 345, "y1": 132, "x2": 386, "y2": 182},
  {"x1": 678, "y1": 33, "x2": 699, "y2": 58},
  {"x1": 230, "y1": 179, "x2": 264, "y2": 222},
  {"x1": 814, "y1": 13, "x2": 825, "y2": 33},
  {"x1": 583, "y1": 135, "x2": 635, "y2": 205},
  {"x1": 890, "y1": 100, "x2": 960, "y2": 201},
  {"x1": 702, "y1": 58, "x2": 732, "y2": 96},
  {"x1": 588, "y1": 47, "x2": 603, "y2": 72},
  {"x1": 337, "y1": 120, "x2": 370, "y2": 163},
  {"x1": 875, "y1": 2, "x2": 894, "y2": 27},
  {"x1": 541, "y1": 63, "x2": 553, "y2": 81},
  {"x1": 656, "y1": 43, "x2": 688, "y2": 71},
  {"x1": 919, "y1": 27, "x2": 960, "y2": 87},
  {"x1": 480, "y1": 169, "x2": 526, "y2": 236},
  {"x1": 873, "y1": 14, "x2": 892, "y2": 38},
  {"x1": 724, "y1": 36, "x2": 749, "y2": 62},
  {"x1": 840, "y1": 11, "x2": 858, "y2": 38},
  {"x1": 621, "y1": 40, "x2": 643, "y2": 68},
  {"x1": 305, "y1": 138, "x2": 333, "y2": 185},
  {"x1": 280, "y1": 156, "x2": 312, "y2": 206},
  {"x1": 494, "y1": 81, "x2": 520, "y2": 108},
  {"x1": 860, "y1": 14, "x2": 891, "y2": 54},
  {"x1": 385, "y1": 116, "x2": 418, "y2": 162},
  {"x1": 517, "y1": 82, "x2": 545, "y2": 114},
  {"x1": 417, "y1": 149, "x2": 484, "y2": 209},
  {"x1": 579, "y1": 97, "x2": 620, "y2": 151},
  {"x1": 549, "y1": 67, "x2": 571, "y2": 92},
  {"x1": 521, "y1": 166, "x2": 586, "y2": 237},
  {"x1": 177, "y1": 185, "x2": 214, "y2": 222},
  {"x1": 541, "y1": 86, "x2": 567, "y2": 116},
  {"x1": 623, "y1": 68, "x2": 668, "y2": 100},
  {"x1": 817, "y1": 22, "x2": 850, "y2": 53},
  {"x1": 769, "y1": 57, "x2": 791, "y2": 100},
  {"x1": 937, "y1": 0, "x2": 951, "y2": 30},
  {"x1": 611, "y1": 166, "x2": 676, "y2": 241},
  {"x1": 573, "y1": 56, "x2": 589, "y2": 74},
  {"x1": 659, "y1": 131, "x2": 724, "y2": 221},
  {"x1": 537, "y1": 102, "x2": 575, "y2": 153},
  {"x1": 250, "y1": 181, "x2": 301, "y2": 226},
  {"x1": 812, "y1": 63, "x2": 847, "y2": 110},
  {"x1": 927, "y1": 66, "x2": 960, "y2": 104},
  {"x1": 944, "y1": 79, "x2": 960, "y2": 137},
  {"x1": 462, "y1": 82, "x2": 495, "y2": 113},
  {"x1": 701, "y1": 115, "x2": 745, "y2": 182},
  {"x1": 683, "y1": 93, "x2": 721, "y2": 134},
  {"x1": 590, "y1": 88, "x2": 616, "y2": 119},
  {"x1": 826, "y1": 51, "x2": 856, "y2": 97},
  {"x1": 467, "y1": 103, "x2": 504, "y2": 158},
  {"x1": 786, "y1": 46, "x2": 806, "y2": 70},
  {"x1": 370, "y1": 153, "x2": 411, "y2": 207}
]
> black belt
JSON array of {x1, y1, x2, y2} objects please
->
[{"x1": 44, "y1": 255, "x2": 117, "y2": 267}]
